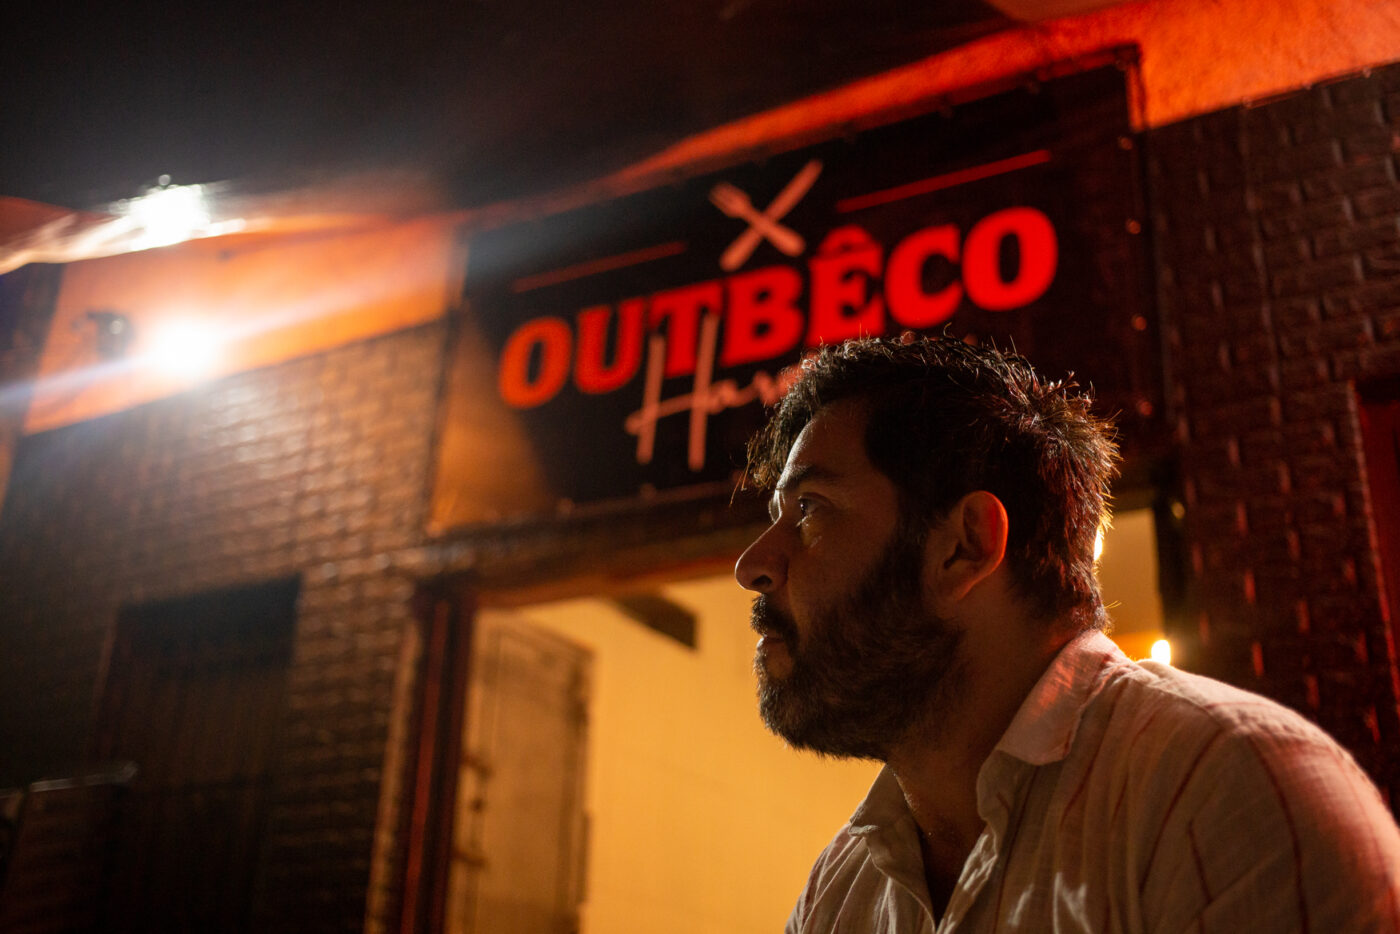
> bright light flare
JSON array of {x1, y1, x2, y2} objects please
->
[
  {"x1": 1150, "y1": 639, "x2": 1172, "y2": 666},
  {"x1": 121, "y1": 183, "x2": 211, "y2": 250},
  {"x1": 1093, "y1": 525, "x2": 1105, "y2": 563},
  {"x1": 143, "y1": 319, "x2": 222, "y2": 379}
]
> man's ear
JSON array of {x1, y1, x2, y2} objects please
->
[{"x1": 926, "y1": 490, "x2": 1009, "y2": 610}]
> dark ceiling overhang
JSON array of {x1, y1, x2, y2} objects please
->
[{"x1": 6, "y1": 0, "x2": 1128, "y2": 214}]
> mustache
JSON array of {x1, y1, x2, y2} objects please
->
[{"x1": 750, "y1": 595, "x2": 798, "y2": 643}]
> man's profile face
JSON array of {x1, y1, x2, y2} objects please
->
[{"x1": 735, "y1": 401, "x2": 965, "y2": 759}]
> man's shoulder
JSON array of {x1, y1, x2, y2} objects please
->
[
  {"x1": 1092, "y1": 651, "x2": 1343, "y2": 752},
  {"x1": 1056, "y1": 651, "x2": 1400, "y2": 932},
  {"x1": 1021, "y1": 632, "x2": 1338, "y2": 770},
  {"x1": 1083, "y1": 653, "x2": 1392, "y2": 833}
]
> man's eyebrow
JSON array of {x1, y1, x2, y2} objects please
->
[{"x1": 774, "y1": 464, "x2": 841, "y2": 492}]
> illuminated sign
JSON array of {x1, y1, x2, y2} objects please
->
[{"x1": 431, "y1": 63, "x2": 1154, "y2": 529}]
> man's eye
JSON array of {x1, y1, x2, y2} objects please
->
[{"x1": 796, "y1": 497, "x2": 815, "y2": 518}]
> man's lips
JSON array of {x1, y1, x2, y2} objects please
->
[
  {"x1": 755, "y1": 630, "x2": 795, "y2": 679},
  {"x1": 750, "y1": 596, "x2": 798, "y2": 643},
  {"x1": 751, "y1": 596, "x2": 798, "y2": 680}
]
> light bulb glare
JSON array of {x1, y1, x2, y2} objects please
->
[
  {"x1": 123, "y1": 183, "x2": 210, "y2": 249},
  {"x1": 1150, "y1": 639, "x2": 1172, "y2": 666},
  {"x1": 145, "y1": 320, "x2": 221, "y2": 378}
]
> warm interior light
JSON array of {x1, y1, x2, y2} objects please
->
[
  {"x1": 144, "y1": 319, "x2": 221, "y2": 378},
  {"x1": 1150, "y1": 639, "x2": 1172, "y2": 666},
  {"x1": 123, "y1": 183, "x2": 211, "y2": 250},
  {"x1": 1093, "y1": 525, "x2": 1105, "y2": 563}
]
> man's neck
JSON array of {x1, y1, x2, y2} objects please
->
[{"x1": 884, "y1": 620, "x2": 1071, "y2": 903}]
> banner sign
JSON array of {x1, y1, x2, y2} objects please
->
[{"x1": 431, "y1": 63, "x2": 1154, "y2": 530}]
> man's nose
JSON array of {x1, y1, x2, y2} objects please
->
[{"x1": 735, "y1": 524, "x2": 787, "y2": 594}]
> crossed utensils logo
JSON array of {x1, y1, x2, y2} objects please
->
[{"x1": 709, "y1": 160, "x2": 823, "y2": 271}]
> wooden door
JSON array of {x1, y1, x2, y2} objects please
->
[{"x1": 445, "y1": 613, "x2": 591, "y2": 934}]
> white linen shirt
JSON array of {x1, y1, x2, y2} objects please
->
[{"x1": 786, "y1": 631, "x2": 1400, "y2": 933}]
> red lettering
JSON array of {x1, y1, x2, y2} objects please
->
[
  {"x1": 884, "y1": 224, "x2": 962, "y2": 329},
  {"x1": 963, "y1": 207, "x2": 1057, "y2": 311},
  {"x1": 721, "y1": 266, "x2": 804, "y2": 368},
  {"x1": 806, "y1": 226, "x2": 885, "y2": 346},
  {"x1": 650, "y1": 281, "x2": 723, "y2": 378},
  {"x1": 496, "y1": 206, "x2": 1061, "y2": 412},
  {"x1": 498, "y1": 316, "x2": 572, "y2": 408},
  {"x1": 575, "y1": 299, "x2": 644, "y2": 393}
]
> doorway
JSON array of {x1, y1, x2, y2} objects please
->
[
  {"x1": 93, "y1": 577, "x2": 298, "y2": 933},
  {"x1": 462, "y1": 577, "x2": 880, "y2": 934}
]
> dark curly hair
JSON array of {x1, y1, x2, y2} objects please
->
[{"x1": 744, "y1": 335, "x2": 1119, "y2": 631}]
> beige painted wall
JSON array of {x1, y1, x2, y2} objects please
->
[
  {"x1": 1096, "y1": 507, "x2": 1168, "y2": 660},
  {"x1": 479, "y1": 576, "x2": 881, "y2": 934}
]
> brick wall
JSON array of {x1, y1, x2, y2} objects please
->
[
  {"x1": 0, "y1": 322, "x2": 446, "y2": 932},
  {"x1": 1148, "y1": 62, "x2": 1400, "y2": 802}
]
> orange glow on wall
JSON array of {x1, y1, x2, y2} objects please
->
[
  {"x1": 26, "y1": 216, "x2": 462, "y2": 432},
  {"x1": 615, "y1": 0, "x2": 1400, "y2": 186}
]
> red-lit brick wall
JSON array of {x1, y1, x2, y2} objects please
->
[
  {"x1": 1149, "y1": 62, "x2": 1400, "y2": 804},
  {"x1": 0, "y1": 323, "x2": 445, "y2": 932}
]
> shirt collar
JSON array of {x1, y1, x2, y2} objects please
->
[
  {"x1": 993, "y1": 629, "x2": 1126, "y2": 766},
  {"x1": 848, "y1": 765, "x2": 908, "y2": 836},
  {"x1": 846, "y1": 629, "x2": 1129, "y2": 835}
]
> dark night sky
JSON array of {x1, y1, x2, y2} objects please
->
[{"x1": 4, "y1": 0, "x2": 1012, "y2": 210}]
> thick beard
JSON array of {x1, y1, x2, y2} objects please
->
[{"x1": 752, "y1": 523, "x2": 965, "y2": 760}]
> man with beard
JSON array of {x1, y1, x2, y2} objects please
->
[{"x1": 735, "y1": 336, "x2": 1400, "y2": 932}]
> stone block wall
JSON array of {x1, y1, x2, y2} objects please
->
[{"x1": 1149, "y1": 61, "x2": 1400, "y2": 803}]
